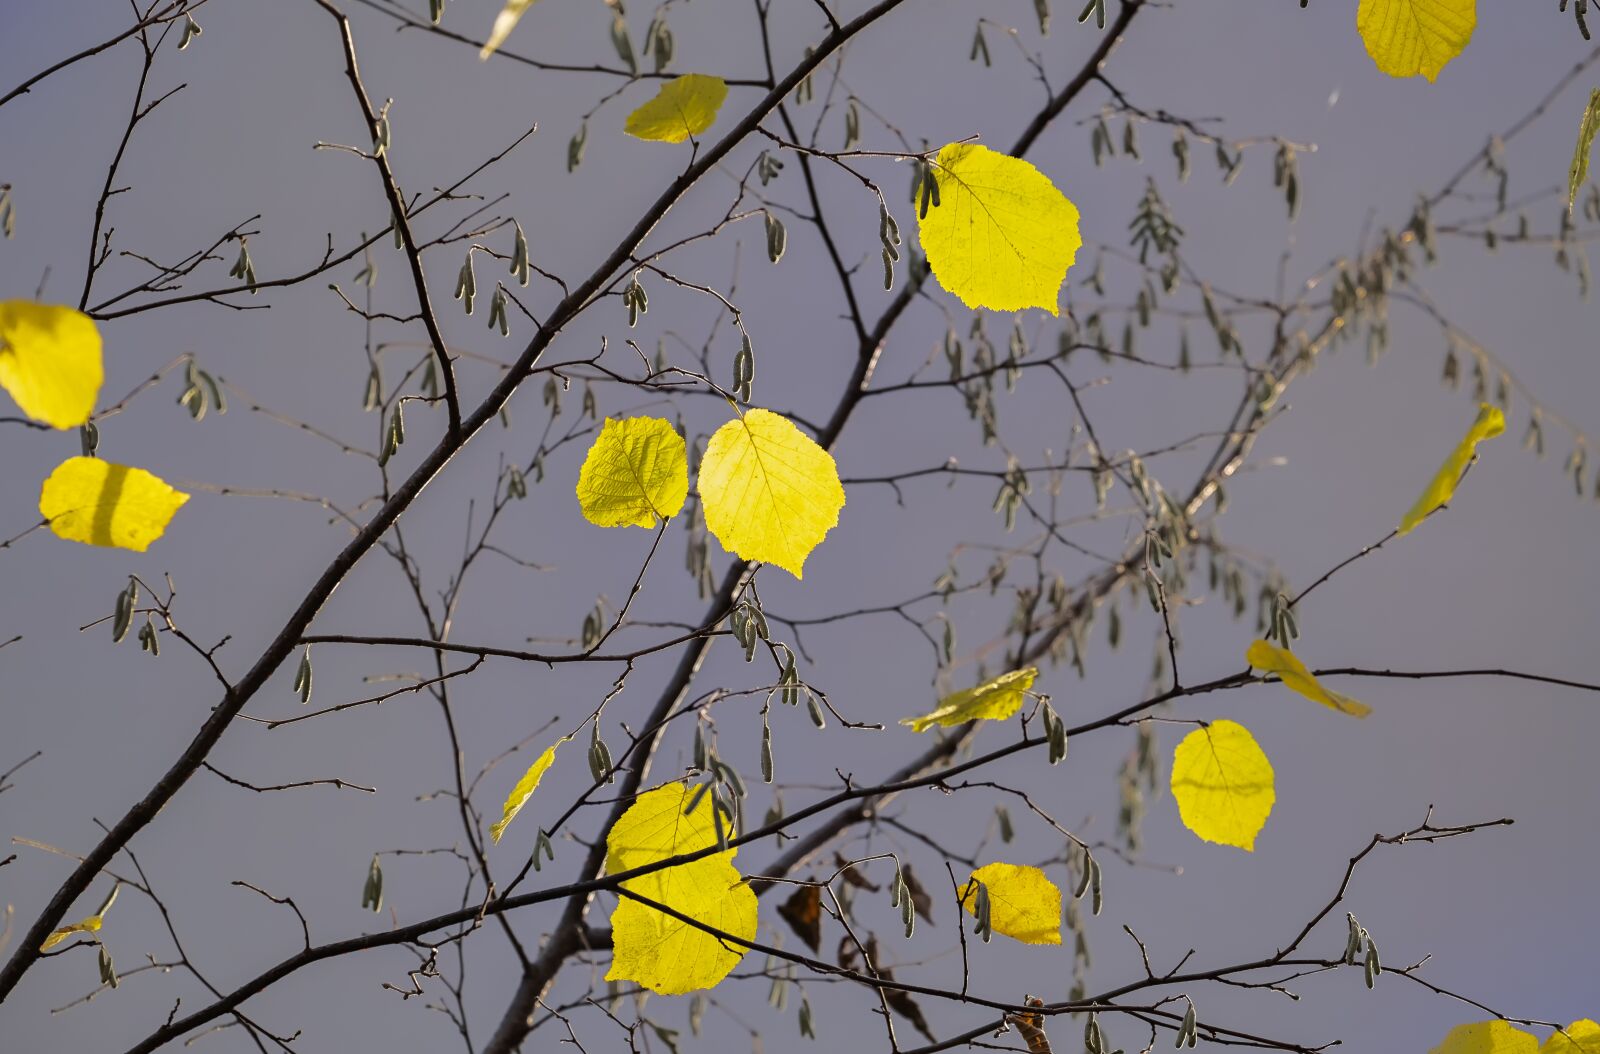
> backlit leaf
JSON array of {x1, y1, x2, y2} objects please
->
[
  {"x1": 1429, "y1": 1021, "x2": 1539, "y2": 1054},
  {"x1": 624, "y1": 74, "x2": 728, "y2": 143},
  {"x1": 576, "y1": 416, "x2": 689, "y2": 528},
  {"x1": 1544, "y1": 1021, "x2": 1600, "y2": 1054},
  {"x1": 606, "y1": 783, "x2": 757, "y2": 994},
  {"x1": 1170, "y1": 720, "x2": 1275, "y2": 852},
  {"x1": 0, "y1": 301, "x2": 103, "y2": 429},
  {"x1": 917, "y1": 143, "x2": 1082, "y2": 315},
  {"x1": 39, "y1": 457, "x2": 190, "y2": 551},
  {"x1": 696, "y1": 408, "x2": 844, "y2": 579},
  {"x1": 901, "y1": 667, "x2": 1037, "y2": 733},
  {"x1": 1356, "y1": 0, "x2": 1475, "y2": 82},
  {"x1": 961, "y1": 862, "x2": 1060, "y2": 945},
  {"x1": 479, "y1": 0, "x2": 539, "y2": 60},
  {"x1": 1570, "y1": 90, "x2": 1600, "y2": 216},
  {"x1": 489, "y1": 736, "x2": 569, "y2": 844},
  {"x1": 1246, "y1": 640, "x2": 1372, "y2": 718},
  {"x1": 1397, "y1": 402, "x2": 1504, "y2": 535}
]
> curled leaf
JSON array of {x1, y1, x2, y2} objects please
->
[
  {"x1": 1398, "y1": 402, "x2": 1505, "y2": 535},
  {"x1": 901, "y1": 667, "x2": 1037, "y2": 733},
  {"x1": 480, "y1": 0, "x2": 539, "y2": 60},
  {"x1": 1246, "y1": 640, "x2": 1372, "y2": 718},
  {"x1": 489, "y1": 736, "x2": 569, "y2": 843}
]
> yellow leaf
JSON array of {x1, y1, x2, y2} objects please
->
[
  {"x1": 40, "y1": 915, "x2": 102, "y2": 952},
  {"x1": 0, "y1": 301, "x2": 103, "y2": 430},
  {"x1": 1246, "y1": 640, "x2": 1372, "y2": 718},
  {"x1": 40, "y1": 884, "x2": 118, "y2": 952},
  {"x1": 696, "y1": 408, "x2": 844, "y2": 579},
  {"x1": 901, "y1": 667, "x2": 1038, "y2": 733},
  {"x1": 1568, "y1": 90, "x2": 1600, "y2": 216},
  {"x1": 1545, "y1": 1021, "x2": 1600, "y2": 1054},
  {"x1": 1429, "y1": 1021, "x2": 1539, "y2": 1054},
  {"x1": 489, "y1": 736, "x2": 569, "y2": 844},
  {"x1": 575, "y1": 416, "x2": 689, "y2": 528},
  {"x1": 917, "y1": 143, "x2": 1082, "y2": 315},
  {"x1": 479, "y1": 0, "x2": 539, "y2": 59},
  {"x1": 624, "y1": 74, "x2": 728, "y2": 143},
  {"x1": 606, "y1": 783, "x2": 757, "y2": 994},
  {"x1": 1170, "y1": 720, "x2": 1275, "y2": 852},
  {"x1": 1356, "y1": 0, "x2": 1475, "y2": 82},
  {"x1": 39, "y1": 457, "x2": 190, "y2": 551},
  {"x1": 961, "y1": 862, "x2": 1061, "y2": 945},
  {"x1": 1397, "y1": 402, "x2": 1505, "y2": 535}
]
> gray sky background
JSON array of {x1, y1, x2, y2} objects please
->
[{"x1": 1, "y1": 2, "x2": 1597, "y2": 1053}]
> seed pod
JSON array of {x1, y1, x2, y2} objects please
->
[
  {"x1": 970, "y1": 23, "x2": 991, "y2": 64},
  {"x1": 510, "y1": 221, "x2": 531, "y2": 286},
  {"x1": 806, "y1": 694, "x2": 826, "y2": 729},
  {"x1": 589, "y1": 730, "x2": 614, "y2": 785},
  {"x1": 178, "y1": 12, "x2": 203, "y2": 50},
  {"x1": 609, "y1": 15, "x2": 637, "y2": 75},
  {"x1": 533, "y1": 828, "x2": 555, "y2": 871},
  {"x1": 138, "y1": 621, "x2": 160, "y2": 656},
  {"x1": 760, "y1": 717, "x2": 774, "y2": 783},
  {"x1": 455, "y1": 253, "x2": 477, "y2": 314},
  {"x1": 292, "y1": 646, "x2": 313, "y2": 704},
  {"x1": 568, "y1": 122, "x2": 588, "y2": 172},
  {"x1": 430, "y1": 0, "x2": 444, "y2": 23},
  {"x1": 362, "y1": 855, "x2": 384, "y2": 912},
  {"x1": 98, "y1": 944, "x2": 118, "y2": 988},
  {"x1": 765, "y1": 211, "x2": 787, "y2": 264}
]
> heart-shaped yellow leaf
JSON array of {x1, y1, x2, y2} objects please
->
[
  {"x1": 1171, "y1": 720, "x2": 1275, "y2": 852},
  {"x1": 625, "y1": 74, "x2": 728, "y2": 143},
  {"x1": 39, "y1": 457, "x2": 190, "y2": 551},
  {"x1": 0, "y1": 301, "x2": 103, "y2": 429}
]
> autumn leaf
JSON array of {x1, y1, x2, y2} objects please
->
[
  {"x1": 1356, "y1": 0, "x2": 1475, "y2": 82},
  {"x1": 901, "y1": 667, "x2": 1037, "y2": 733},
  {"x1": 1246, "y1": 640, "x2": 1372, "y2": 718},
  {"x1": 1398, "y1": 401, "x2": 1505, "y2": 535},
  {"x1": 1170, "y1": 720, "x2": 1275, "y2": 852},
  {"x1": 479, "y1": 0, "x2": 539, "y2": 59},
  {"x1": 777, "y1": 883, "x2": 822, "y2": 953},
  {"x1": 0, "y1": 300, "x2": 103, "y2": 430},
  {"x1": 40, "y1": 884, "x2": 118, "y2": 952},
  {"x1": 1429, "y1": 1021, "x2": 1539, "y2": 1054},
  {"x1": 39, "y1": 457, "x2": 190, "y2": 551},
  {"x1": 624, "y1": 74, "x2": 728, "y2": 143},
  {"x1": 489, "y1": 736, "x2": 569, "y2": 844},
  {"x1": 696, "y1": 408, "x2": 844, "y2": 579},
  {"x1": 606, "y1": 783, "x2": 757, "y2": 994},
  {"x1": 916, "y1": 143, "x2": 1081, "y2": 315},
  {"x1": 1545, "y1": 1021, "x2": 1600, "y2": 1054},
  {"x1": 575, "y1": 416, "x2": 688, "y2": 528},
  {"x1": 961, "y1": 862, "x2": 1061, "y2": 945}
]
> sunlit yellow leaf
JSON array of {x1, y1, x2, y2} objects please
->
[
  {"x1": 489, "y1": 736, "x2": 569, "y2": 844},
  {"x1": 696, "y1": 408, "x2": 844, "y2": 579},
  {"x1": 0, "y1": 300, "x2": 103, "y2": 429},
  {"x1": 479, "y1": 0, "x2": 539, "y2": 60},
  {"x1": 1544, "y1": 1021, "x2": 1600, "y2": 1054},
  {"x1": 39, "y1": 457, "x2": 189, "y2": 551},
  {"x1": 916, "y1": 143, "x2": 1082, "y2": 315},
  {"x1": 624, "y1": 74, "x2": 728, "y2": 143},
  {"x1": 1170, "y1": 720, "x2": 1275, "y2": 852},
  {"x1": 901, "y1": 667, "x2": 1038, "y2": 733},
  {"x1": 1246, "y1": 640, "x2": 1371, "y2": 718},
  {"x1": 1397, "y1": 402, "x2": 1505, "y2": 535},
  {"x1": 1429, "y1": 1021, "x2": 1539, "y2": 1054},
  {"x1": 1356, "y1": 0, "x2": 1475, "y2": 82},
  {"x1": 40, "y1": 885, "x2": 117, "y2": 952},
  {"x1": 606, "y1": 783, "x2": 757, "y2": 994},
  {"x1": 961, "y1": 862, "x2": 1061, "y2": 945},
  {"x1": 575, "y1": 416, "x2": 689, "y2": 528}
]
